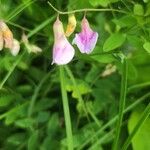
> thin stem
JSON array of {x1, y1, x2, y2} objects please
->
[
  {"x1": 6, "y1": 0, "x2": 36, "y2": 21},
  {"x1": 88, "y1": 130, "x2": 114, "y2": 150},
  {"x1": 27, "y1": 16, "x2": 55, "y2": 38},
  {"x1": 64, "y1": 66, "x2": 89, "y2": 118},
  {"x1": 128, "y1": 82, "x2": 150, "y2": 92},
  {"x1": 7, "y1": 21, "x2": 46, "y2": 37},
  {"x1": 65, "y1": 66, "x2": 100, "y2": 144},
  {"x1": 0, "y1": 51, "x2": 26, "y2": 90},
  {"x1": 87, "y1": 107, "x2": 101, "y2": 127},
  {"x1": 121, "y1": 103, "x2": 150, "y2": 150},
  {"x1": 47, "y1": 1, "x2": 128, "y2": 15},
  {"x1": 59, "y1": 66, "x2": 73, "y2": 150},
  {"x1": 77, "y1": 92, "x2": 150, "y2": 150},
  {"x1": 89, "y1": 120, "x2": 128, "y2": 150},
  {"x1": 112, "y1": 58, "x2": 128, "y2": 150},
  {"x1": 28, "y1": 71, "x2": 52, "y2": 117}
]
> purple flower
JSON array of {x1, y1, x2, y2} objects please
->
[
  {"x1": 72, "y1": 16, "x2": 98, "y2": 54},
  {"x1": 52, "y1": 17, "x2": 75, "y2": 65}
]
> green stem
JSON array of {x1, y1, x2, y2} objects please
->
[
  {"x1": 121, "y1": 103, "x2": 150, "y2": 150},
  {"x1": 28, "y1": 72, "x2": 52, "y2": 117},
  {"x1": 6, "y1": 0, "x2": 36, "y2": 21},
  {"x1": 27, "y1": 16, "x2": 55, "y2": 38},
  {"x1": 128, "y1": 82, "x2": 150, "y2": 92},
  {"x1": 112, "y1": 58, "x2": 128, "y2": 150},
  {"x1": 89, "y1": 130, "x2": 114, "y2": 150},
  {"x1": 64, "y1": 66, "x2": 89, "y2": 118},
  {"x1": 0, "y1": 51, "x2": 26, "y2": 90},
  {"x1": 87, "y1": 107, "x2": 101, "y2": 127},
  {"x1": 47, "y1": 1, "x2": 128, "y2": 15},
  {"x1": 59, "y1": 66, "x2": 73, "y2": 150}
]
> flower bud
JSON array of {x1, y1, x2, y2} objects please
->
[
  {"x1": 65, "y1": 14, "x2": 77, "y2": 37},
  {"x1": 11, "y1": 39, "x2": 20, "y2": 56}
]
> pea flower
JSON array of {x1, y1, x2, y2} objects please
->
[
  {"x1": 52, "y1": 16, "x2": 75, "y2": 65},
  {"x1": 0, "y1": 20, "x2": 20, "y2": 56},
  {"x1": 72, "y1": 16, "x2": 98, "y2": 54},
  {"x1": 0, "y1": 20, "x2": 13, "y2": 49}
]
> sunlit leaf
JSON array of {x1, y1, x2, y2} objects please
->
[
  {"x1": 103, "y1": 33, "x2": 126, "y2": 52},
  {"x1": 128, "y1": 106, "x2": 150, "y2": 150},
  {"x1": 143, "y1": 42, "x2": 150, "y2": 53}
]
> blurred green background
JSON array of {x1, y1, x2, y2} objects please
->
[{"x1": 0, "y1": 0, "x2": 150, "y2": 150}]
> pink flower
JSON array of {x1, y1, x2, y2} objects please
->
[
  {"x1": 52, "y1": 17, "x2": 75, "y2": 65},
  {"x1": 72, "y1": 16, "x2": 98, "y2": 54}
]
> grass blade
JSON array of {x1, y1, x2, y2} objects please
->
[
  {"x1": 59, "y1": 66, "x2": 73, "y2": 150},
  {"x1": 6, "y1": 0, "x2": 35, "y2": 21},
  {"x1": 28, "y1": 71, "x2": 52, "y2": 117},
  {"x1": 64, "y1": 66, "x2": 89, "y2": 119},
  {"x1": 121, "y1": 103, "x2": 150, "y2": 150},
  {"x1": 0, "y1": 51, "x2": 26, "y2": 90},
  {"x1": 112, "y1": 58, "x2": 128, "y2": 150},
  {"x1": 27, "y1": 16, "x2": 55, "y2": 38}
]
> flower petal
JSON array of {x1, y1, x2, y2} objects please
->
[
  {"x1": 72, "y1": 17, "x2": 98, "y2": 54},
  {"x1": 52, "y1": 38, "x2": 75, "y2": 65},
  {"x1": 0, "y1": 30, "x2": 3, "y2": 51},
  {"x1": 11, "y1": 39, "x2": 20, "y2": 56}
]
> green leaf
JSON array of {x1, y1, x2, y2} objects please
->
[
  {"x1": 128, "y1": 106, "x2": 150, "y2": 150},
  {"x1": 89, "y1": 0, "x2": 110, "y2": 7},
  {"x1": 15, "y1": 118, "x2": 34, "y2": 128},
  {"x1": 37, "y1": 111, "x2": 50, "y2": 123},
  {"x1": 89, "y1": 0, "x2": 119, "y2": 7},
  {"x1": 127, "y1": 35, "x2": 143, "y2": 48},
  {"x1": 145, "y1": 2, "x2": 150, "y2": 16},
  {"x1": 47, "y1": 113, "x2": 59, "y2": 136},
  {"x1": 4, "y1": 103, "x2": 28, "y2": 125},
  {"x1": 66, "y1": 79, "x2": 91, "y2": 99},
  {"x1": 91, "y1": 54, "x2": 116, "y2": 63},
  {"x1": 0, "y1": 95, "x2": 14, "y2": 107},
  {"x1": 28, "y1": 130, "x2": 39, "y2": 150},
  {"x1": 127, "y1": 61, "x2": 138, "y2": 81},
  {"x1": 103, "y1": 33, "x2": 126, "y2": 52},
  {"x1": 133, "y1": 4, "x2": 144, "y2": 16},
  {"x1": 113, "y1": 15, "x2": 137, "y2": 28},
  {"x1": 143, "y1": 0, "x2": 149, "y2": 3},
  {"x1": 143, "y1": 42, "x2": 150, "y2": 53},
  {"x1": 7, "y1": 133, "x2": 26, "y2": 146}
]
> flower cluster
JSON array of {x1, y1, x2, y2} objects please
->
[
  {"x1": 52, "y1": 15, "x2": 99, "y2": 65},
  {"x1": 0, "y1": 20, "x2": 20, "y2": 56}
]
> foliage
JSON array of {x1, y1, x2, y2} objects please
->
[{"x1": 0, "y1": 0, "x2": 150, "y2": 150}]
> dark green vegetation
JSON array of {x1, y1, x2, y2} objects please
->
[{"x1": 0, "y1": 0, "x2": 150, "y2": 150}]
